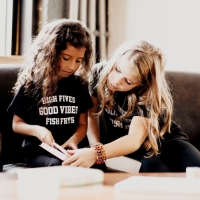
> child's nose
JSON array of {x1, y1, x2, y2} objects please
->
[
  {"x1": 112, "y1": 80, "x2": 122, "y2": 88},
  {"x1": 67, "y1": 60, "x2": 76, "y2": 71},
  {"x1": 113, "y1": 75, "x2": 123, "y2": 86}
]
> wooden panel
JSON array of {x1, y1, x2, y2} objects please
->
[{"x1": 0, "y1": 56, "x2": 24, "y2": 64}]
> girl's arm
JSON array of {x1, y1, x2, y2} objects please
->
[
  {"x1": 62, "y1": 115, "x2": 149, "y2": 167},
  {"x1": 13, "y1": 114, "x2": 55, "y2": 146},
  {"x1": 86, "y1": 96, "x2": 100, "y2": 146},
  {"x1": 61, "y1": 112, "x2": 88, "y2": 150},
  {"x1": 104, "y1": 116, "x2": 149, "y2": 158}
]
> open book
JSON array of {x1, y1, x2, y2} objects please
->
[{"x1": 39, "y1": 142, "x2": 70, "y2": 161}]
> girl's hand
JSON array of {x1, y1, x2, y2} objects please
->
[
  {"x1": 61, "y1": 136, "x2": 78, "y2": 150},
  {"x1": 62, "y1": 148, "x2": 96, "y2": 168},
  {"x1": 34, "y1": 125, "x2": 54, "y2": 146},
  {"x1": 12, "y1": 115, "x2": 54, "y2": 146}
]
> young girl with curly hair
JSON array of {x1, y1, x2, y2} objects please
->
[
  {"x1": 62, "y1": 40, "x2": 200, "y2": 172},
  {"x1": 8, "y1": 18, "x2": 94, "y2": 167}
]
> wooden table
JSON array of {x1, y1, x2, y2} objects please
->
[{"x1": 0, "y1": 172, "x2": 194, "y2": 200}]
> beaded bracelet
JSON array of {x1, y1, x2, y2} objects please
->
[{"x1": 91, "y1": 142, "x2": 107, "y2": 164}]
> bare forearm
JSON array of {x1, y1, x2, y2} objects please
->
[
  {"x1": 13, "y1": 121, "x2": 39, "y2": 137},
  {"x1": 72, "y1": 124, "x2": 87, "y2": 144},
  {"x1": 104, "y1": 135, "x2": 142, "y2": 159},
  {"x1": 87, "y1": 96, "x2": 100, "y2": 146},
  {"x1": 87, "y1": 116, "x2": 100, "y2": 146},
  {"x1": 13, "y1": 115, "x2": 54, "y2": 145},
  {"x1": 104, "y1": 116, "x2": 149, "y2": 159}
]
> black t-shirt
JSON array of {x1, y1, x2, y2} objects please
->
[
  {"x1": 8, "y1": 75, "x2": 93, "y2": 152},
  {"x1": 90, "y1": 62, "x2": 189, "y2": 144}
]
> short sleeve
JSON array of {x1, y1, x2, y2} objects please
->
[
  {"x1": 78, "y1": 84, "x2": 93, "y2": 113},
  {"x1": 7, "y1": 86, "x2": 33, "y2": 120}
]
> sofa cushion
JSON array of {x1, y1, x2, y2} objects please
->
[
  {"x1": 0, "y1": 64, "x2": 200, "y2": 172},
  {"x1": 0, "y1": 64, "x2": 24, "y2": 166},
  {"x1": 166, "y1": 71, "x2": 200, "y2": 150}
]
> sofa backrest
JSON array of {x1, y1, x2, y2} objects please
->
[
  {"x1": 0, "y1": 64, "x2": 24, "y2": 169},
  {"x1": 166, "y1": 71, "x2": 200, "y2": 150},
  {"x1": 0, "y1": 64, "x2": 200, "y2": 171}
]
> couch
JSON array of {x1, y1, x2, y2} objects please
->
[{"x1": 0, "y1": 64, "x2": 200, "y2": 172}]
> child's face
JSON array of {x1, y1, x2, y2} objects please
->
[
  {"x1": 58, "y1": 44, "x2": 86, "y2": 79},
  {"x1": 107, "y1": 54, "x2": 138, "y2": 92}
]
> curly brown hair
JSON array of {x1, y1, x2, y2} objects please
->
[{"x1": 13, "y1": 18, "x2": 93, "y2": 100}]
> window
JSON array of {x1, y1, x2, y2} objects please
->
[{"x1": 0, "y1": 0, "x2": 108, "y2": 63}]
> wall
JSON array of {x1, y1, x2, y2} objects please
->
[
  {"x1": 108, "y1": 0, "x2": 126, "y2": 58},
  {"x1": 108, "y1": 0, "x2": 200, "y2": 72}
]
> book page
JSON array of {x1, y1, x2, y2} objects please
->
[{"x1": 39, "y1": 142, "x2": 70, "y2": 161}]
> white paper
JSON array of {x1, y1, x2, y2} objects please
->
[
  {"x1": 39, "y1": 142, "x2": 69, "y2": 161},
  {"x1": 106, "y1": 156, "x2": 141, "y2": 173}
]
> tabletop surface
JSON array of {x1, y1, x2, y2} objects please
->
[{"x1": 1, "y1": 172, "x2": 196, "y2": 200}]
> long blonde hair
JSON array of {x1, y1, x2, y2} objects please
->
[
  {"x1": 13, "y1": 18, "x2": 93, "y2": 100},
  {"x1": 96, "y1": 40, "x2": 173, "y2": 156}
]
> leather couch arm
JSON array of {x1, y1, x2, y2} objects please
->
[{"x1": 0, "y1": 131, "x2": 2, "y2": 172}]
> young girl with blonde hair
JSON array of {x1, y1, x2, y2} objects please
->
[
  {"x1": 63, "y1": 40, "x2": 200, "y2": 172},
  {"x1": 8, "y1": 18, "x2": 93, "y2": 167}
]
